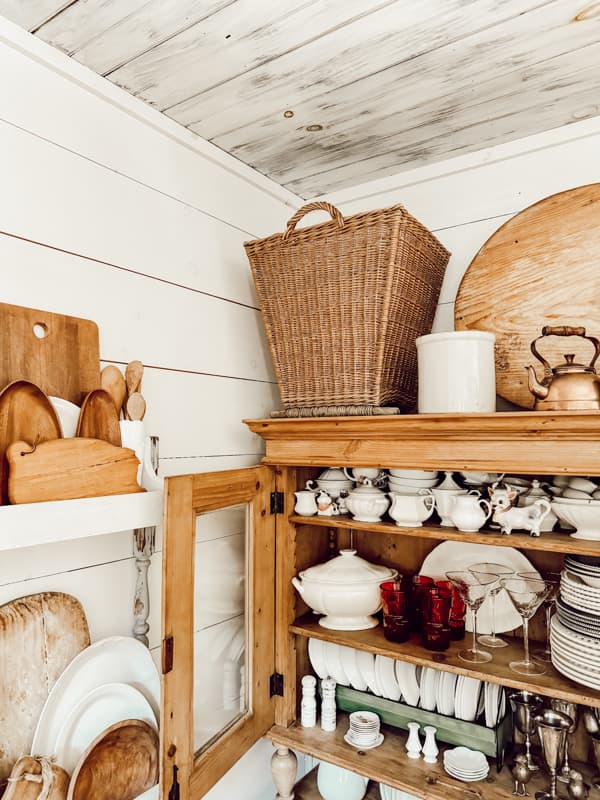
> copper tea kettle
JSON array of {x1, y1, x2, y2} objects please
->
[{"x1": 525, "y1": 326, "x2": 600, "y2": 411}]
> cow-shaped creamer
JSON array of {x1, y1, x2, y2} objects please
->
[{"x1": 488, "y1": 481, "x2": 551, "y2": 536}]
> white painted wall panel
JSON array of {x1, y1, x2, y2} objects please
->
[{"x1": 0, "y1": 21, "x2": 292, "y2": 800}]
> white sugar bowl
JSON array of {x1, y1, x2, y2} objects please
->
[
  {"x1": 291, "y1": 549, "x2": 397, "y2": 630},
  {"x1": 345, "y1": 479, "x2": 390, "y2": 522}
]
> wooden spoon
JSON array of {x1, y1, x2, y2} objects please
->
[
  {"x1": 124, "y1": 361, "x2": 144, "y2": 420},
  {"x1": 126, "y1": 392, "x2": 146, "y2": 422},
  {"x1": 100, "y1": 366, "x2": 126, "y2": 417}
]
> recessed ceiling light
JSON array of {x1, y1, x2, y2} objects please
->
[
  {"x1": 283, "y1": 110, "x2": 294, "y2": 118},
  {"x1": 306, "y1": 124, "x2": 323, "y2": 132}
]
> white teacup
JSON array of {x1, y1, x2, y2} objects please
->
[
  {"x1": 388, "y1": 491, "x2": 435, "y2": 527},
  {"x1": 344, "y1": 467, "x2": 384, "y2": 483}
]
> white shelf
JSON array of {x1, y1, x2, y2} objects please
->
[{"x1": 0, "y1": 490, "x2": 164, "y2": 551}]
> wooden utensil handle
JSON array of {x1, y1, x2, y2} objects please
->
[{"x1": 542, "y1": 325, "x2": 587, "y2": 337}]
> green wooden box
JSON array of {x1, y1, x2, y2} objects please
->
[{"x1": 335, "y1": 684, "x2": 513, "y2": 771}]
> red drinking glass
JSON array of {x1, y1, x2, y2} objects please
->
[
  {"x1": 380, "y1": 581, "x2": 410, "y2": 642},
  {"x1": 436, "y1": 579, "x2": 466, "y2": 640},
  {"x1": 411, "y1": 574, "x2": 434, "y2": 631}
]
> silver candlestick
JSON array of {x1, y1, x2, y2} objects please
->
[{"x1": 534, "y1": 709, "x2": 573, "y2": 800}]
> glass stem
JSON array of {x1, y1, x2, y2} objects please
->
[
  {"x1": 472, "y1": 607, "x2": 478, "y2": 653},
  {"x1": 523, "y1": 616, "x2": 530, "y2": 665},
  {"x1": 490, "y1": 591, "x2": 497, "y2": 639},
  {"x1": 545, "y1": 604, "x2": 552, "y2": 655}
]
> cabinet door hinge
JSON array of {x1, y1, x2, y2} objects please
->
[
  {"x1": 270, "y1": 672, "x2": 284, "y2": 697},
  {"x1": 270, "y1": 491, "x2": 284, "y2": 515},
  {"x1": 168, "y1": 765, "x2": 180, "y2": 800},
  {"x1": 162, "y1": 635, "x2": 174, "y2": 675}
]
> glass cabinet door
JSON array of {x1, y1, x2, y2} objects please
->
[{"x1": 160, "y1": 467, "x2": 276, "y2": 800}]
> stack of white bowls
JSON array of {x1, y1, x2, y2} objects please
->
[
  {"x1": 387, "y1": 470, "x2": 439, "y2": 494},
  {"x1": 443, "y1": 747, "x2": 489, "y2": 782},
  {"x1": 313, "y1": 467, "x2": 354, "y2": 499},
  {"x1": 551, "y1": 476, "x2": 600, "y2": 540},
  {"x1": 344, "y1": 711, "x2": 383, "y2": 749}
]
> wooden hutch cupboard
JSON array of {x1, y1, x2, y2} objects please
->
[{"x1": 160, "y1": 411, "x2": 600, "y2": 800}]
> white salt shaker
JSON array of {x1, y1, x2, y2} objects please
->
[
  {"x1": 422, "y1": 725, "x2": 439, "y2": 764},
  {"x1": 406, "y1": 722, "x2": 422, "y2": 759},
  {"x1": 321, "y1": 678, "x2": 337, "y2": 732},
  {"x1": 301, "y1": 675, "x2": 317, "y2": 728}
]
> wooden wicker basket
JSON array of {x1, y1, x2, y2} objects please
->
[{"x1": 244, "y1": 202, "x2": 450, "y2": 414}]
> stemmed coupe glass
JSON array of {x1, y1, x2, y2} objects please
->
[
  {"x1": 518, "y1": 571, "x2": 560, "y2": 662},
  {"x1": 501, "y1": 576, "x2": 551, "y2": 676},
  {"x1": 468, "y1": 562, "x2": 514, "y2": 648},
  {"x1": 446, "y1": 570, "x2": 498, "y2": 663}
]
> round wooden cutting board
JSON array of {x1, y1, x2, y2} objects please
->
[{"x1": 455, "y1": 183, "x2": 600, "y2": 409}]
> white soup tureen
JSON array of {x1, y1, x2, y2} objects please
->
[{"x1": 292, "y1": 549, "x2": 397, "y2": 630}]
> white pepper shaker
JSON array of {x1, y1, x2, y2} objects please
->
[
  {"x1": 301, "y1": 675, "x2": 317, "y2": 728},
  {"x1": 406, "y1": 722, "x2": 422, "y2": 759},
  {"x1": 321, "y1": 678, "x2": 337, "y2": 732},
  {"x1": 422, "y1": 725, "x2": 439, "y2": 764}
]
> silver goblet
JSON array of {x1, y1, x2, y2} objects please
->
[
  {"x1": 550, "y1": 700, "x2": 577, "y2": 783},
  {"x1": 509, "y1": 690, "x2": 544, "y2": 771},
  {"x1": 534, "y1": 709, "x2": 573, "y2": 800}
]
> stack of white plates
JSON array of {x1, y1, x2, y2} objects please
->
[
  {"x1": 443, "y1": 747, "x2": 489, "y2": 782},
  {"x1": 453, "y1": 676, "x2": 483, "y2": 722},
  {"x1": 344, "y1": 710, "x2": 383, "y2": 749},
  {"x1": 551, "y1": 616, "x2": 600, "y2": 689},
  {"x1": 564, "y1": 556, "x2": 600, "y2": 588},
  {"x1": 556, "y1": 597, "x2": 600, "y2": 637},
  {"x1": 561, "y1": 569, "x2": 600, "y2": 614},
  {"x1": 387, "y1": 470, "x2": 439, "y2": 494}
]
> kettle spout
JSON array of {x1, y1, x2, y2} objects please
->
[{"x1": 525, "y1": 365, "x2": 549, "y2": 400}]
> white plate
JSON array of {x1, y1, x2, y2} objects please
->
[
  {"x1": 344, "y1": 731, "x2": 384, "y2": 749},
  {"x1": 456, "y1": 677, "x2": 482, "y2": 721},
  {"x1": 339, "y1": 646, "x2": 367, "y2": 691},
  {"x1": 324, "y1": 642, "x2": 350, "y2": 685},
  {"x1": 308, "y1": 638, "x2": 327, "y2": 679},
  {"x1": 32, "y1": 636, "x2": 160, "y2": 756},
  {"x1": 395, "y1": 661, "x2": 420, "y2": 707},
  {"x1": 54, "y1": 682, "x2": 157, "y2": 773},
  {"x1": 484, "y1": 683, "x2": 502, "y2": 728},
  {"x1": 552, "y1": 618, "x2": 600, "y2": 648},
  {"x1": 356, "y1": 650, "x2": 382, "y2": 696},
  {"x1": 419, "y1": 541, "x2": 539, "y2": 634},
  {"x1": 562, "y1": 571, "x2": 600, "y2": 594},
  {"x1": 375, "y1": 655, "x2": 401, "y2": 701},
  {"x1": 436, "y1": 671, "x2": 457, "y2": 717},
  {"x1": 419, "y1": 668, "x2": 439, "y2": 711},
  {"x1": 551, "y1": 652, "x2": 600, "y2": 689}
]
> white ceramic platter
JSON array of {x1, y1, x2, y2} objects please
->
[
  {"x1": 437, "y1": 671, "x2": 457, "y2": 717},
  {"x1": 308, "y1": 638, "x2": 327, "y2": 679},
  {"x1": 420, "y1": 541, "x2": 539, "y2": 633},
  {"x1": 419, "y1": 668, "x2": 439, "y2": 711},
  {"x1": 53, "y1": 682, "x2": 157, "y2": 773},
  {"x1": 375, "y1": 655, "x2": 401, "y2": 702},
  {"x1": 394, "y1": 661, "x2": 420, "y2": 707},
  {"x1": 339, "y1": 646, "x2": 367, "y2": 691},
  {"x1": 32, "y1": 636, "x2": 160, "y2": 756}
]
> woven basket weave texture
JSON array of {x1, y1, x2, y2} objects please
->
[{"x1": 244, "y1": 202, "x2": 450, "y2": 412}]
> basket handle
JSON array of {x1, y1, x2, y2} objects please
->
[{"x1": 282, "y1": 202, "x2": 345, "y2": 241}]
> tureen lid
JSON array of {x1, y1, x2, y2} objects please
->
[
  {"x1": 349, "y1": 479, "x2": 386, "y2": 497},
  {"x1": 318, "y1": 467, "x2": 349, "y2": 481},
  {"x1": 299, "y1": 549, "x2": 396, "y2": 584}
]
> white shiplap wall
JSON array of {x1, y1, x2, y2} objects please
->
[
  {"x1": 321, "y1": 114, "x2": 600, "y2": 340},
  {"x1": 0, "y1": 16, "x2": 298, "y2": 799}
]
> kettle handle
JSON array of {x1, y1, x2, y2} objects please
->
[{"x1": 531, "y1": 326, "x2": 600, "y2": 378}]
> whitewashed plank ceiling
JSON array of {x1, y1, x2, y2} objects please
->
[{"x1": 2, "y1": 0, "x2": 599, "y2": 198}]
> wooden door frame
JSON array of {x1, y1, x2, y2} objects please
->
[{"x1": 160, "y1": 466, "x2": 276, "y2": 800}]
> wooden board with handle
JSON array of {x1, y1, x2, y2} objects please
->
[
  {"x1": 7, "y1": 438, "x2": 144, "y2": 504},
  {"x1": 0, "y1": 592, "x2": 90, "y2": 781},
  {"x1": 454, "y1": 183, "x2": 600, "y2": 409},
  {"x1": 0, "y1": 303, "x2": 100, "y2": 405},
  {"x1": 76, "y1": 389, "x2": 122, "y2": 447}
]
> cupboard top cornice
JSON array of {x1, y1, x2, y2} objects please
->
[{"x1": 244, "y1": 411, "x2": 600, "y2": 474}]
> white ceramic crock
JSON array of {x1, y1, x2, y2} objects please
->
[
  {"x1": 416, "y1": 331, "x2": 496, "y2": 413},
  {"x1": 291, "y1": 549, "x2": 397, "y2": 630},
  {"x1": 317, "y1": 762, "x2": 368, "y2": 800}
]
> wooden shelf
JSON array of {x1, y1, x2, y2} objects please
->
[
  {"x1": 290, "y1": 514, "x2": 600, "y2": 556},
  {"x1": 291, "y1": 613, "x2": 600, "y2": 708},
  {"x1": 0, "y1": 490, "x2": 163, "y2": 551},
  {"x1": 245, "y1": 412, "x2": 600, "y2": 474},
  {"x1": 271, "y1": 714, "x2": 592, "y2": 800}
]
